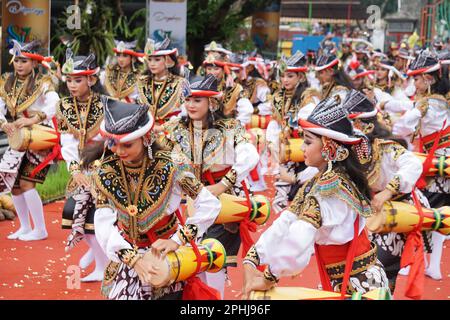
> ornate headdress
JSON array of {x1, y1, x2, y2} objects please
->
[
  {"x1": 299, "y1": 95, "x2": 362, "y2": 144},
  {"x1": 99, "y1": 96, "x2": 154, "y2": 143},
  {"x1": 61, "y1": 48, "x2": 100, "y2": 80},
  {"x1": 204, "y1": 41, "x2": 232, "y2": 57},
  {"x1": 407, "y1": 49, "x2": 441, "y2": 76},
  {"x1": 9, "y1": 40, "x2": 53, "y2": 68},
  {"x1": 278, "y1": 50, "x2": 308, "y2": 74},
  {"x1": 314, "y1": 51, "x2": 339, "y2": 72},
  {"x1": 113, "y1": 39, "x2": 144, "y2": 58}
]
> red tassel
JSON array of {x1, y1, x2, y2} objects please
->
[
  {"x1": 249, "y1": 167, "x2": 260, "y2": 181},
  {"x1": 239, "y1": 219, "x2": 257, "y2": 258},
  {"x1": 400, "y1": 190, "x2": 425, "y2": 300},
  {"x1": 182, "y1": 276, "x2": 220, "y2": 300},
  {"x1": 400, "y1": 230, "x2": 425, "y2": 300}
]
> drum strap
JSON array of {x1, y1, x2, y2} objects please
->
[
  {"x1": 30, "y1": 116, "x2": 61, "y2": 178},
  {"x1": 399, "y1": 190, "x2": 425, "y2": 300},
  {"x1": 174, "y1": 209, "x2": 220, "y2": 300}
]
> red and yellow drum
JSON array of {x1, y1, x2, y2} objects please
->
[
  {"x1": 8, "y1": 124, "x2": 59, "y2": 152},
  {"x1": 366, "y1": 201, "x2": 450, "y2": 235},
  {"x1": 246, "y1": 115, "x2": 272, "y2": 129},
  {"x1": 215, "y1": 193, "x2": 271, "y2": 225},
  {"x1": 187, "y1": 193, "x2": 271, "y2": 226},
  {"x1": 280, "y1": 138, "x2": 304, "y2": 163},
  {"x1": 141, "y1": 238, "x2": 226, "y2": 288},
  {"x1": 250, "y1": 287, "x2": 391, "y2": 300},
  {"x1": 414, "y1": 153, "x2": 450, "y2": 178}
]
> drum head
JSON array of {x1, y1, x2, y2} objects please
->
[
  {"x1": 141, "y1": 250, "x2": 171, "y2": 288},
  {"x1": 8, "y1": 127, "x2": 27, "y2": 151}
]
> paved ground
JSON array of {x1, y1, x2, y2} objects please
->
[{"x1": 0, "y1": 176, "x2": 449, "y2": 300}]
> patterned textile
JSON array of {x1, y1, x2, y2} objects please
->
[{"x1": 102, "y1": 248, "x2": 183, "y2": 300}]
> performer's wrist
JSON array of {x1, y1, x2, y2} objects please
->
[
  {"x1": 263, "y1": 266, "x2": 279, "y2": 283},
  {"x1": 117, "y1": 248, "x2": 142, "y2": 268},
  {"x1": 244, "y1": 245, "x2": 260, "y2": 267},
  {"x1": 176, "y1": 224, "x2": 198, "y2": 245}
]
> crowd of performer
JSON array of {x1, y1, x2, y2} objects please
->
[{"x1": 1, "y1": 31, "x2": 449, "y2": 300}]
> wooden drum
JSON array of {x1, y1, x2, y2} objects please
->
[
  {"x1": 8, "y1": 124, "x2": 58, "y2": 152},
  {"x1": 280, "y1": 138, "x2": 304, "y2": 163},
  {"x1": 366, "y1": 201, "x2": 450, "y2": 235},
  {"x1": 140, "y1": 238, "x2": 226, "y2": 288}
]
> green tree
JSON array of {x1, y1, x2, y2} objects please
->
[{"x1": 186, "y1": 0, "x2": 274, "y2": 67}]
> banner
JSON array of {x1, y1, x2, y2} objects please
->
[
  {"x1": 147, "y1": 0, "x2": 187, "y2": 55},
  {"x1": 251, "y1": 1, "x2": 281, "y2": 59},
  {"x1": 2, "y1": 0, "x2": 51, "y2": 72}
]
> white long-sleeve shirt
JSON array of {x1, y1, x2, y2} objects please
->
[{"x1": 95, "y1": 176, "x2": 221, "y2": 263}]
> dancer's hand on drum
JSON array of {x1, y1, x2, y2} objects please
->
[
  {"x1": 372, "y1": 189, "x2": 394, "y2": 213},
  {"x1": 14, "y1": 117, "x2": 38, "y2": 129},
  {"x1": 134, "y1": 258, "x2": 154, "y2": 284},
  {"x1": 206, "y1": 182, "x2": 228, "y2": 197},
  {"x1": 151, "y1": 239, "x2": 179, "y2": 258},
  {"x1": 242, "y1": 264, "x2": 273, "y2": 300},
  {"x1": 72, "y1": 173, "x2": 91, "y2": 189},
  {"x1": 2, "y1": 122, "x2": 16, "y2": 136}
]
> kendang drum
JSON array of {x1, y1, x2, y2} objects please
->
[
  {"x1": 414, "y1": 152, "x2": 450, "y2": 178},
  {"x1": 8, "y1": 124, "x2": 59, "y2": 152},
  {"x1": 140, "y1": 238, "x2": 226, "y2": 288},
  {"x1": 187, "y1": 193, "x2": 271, "y2": 225},
  {"x1": 366, "y1": 201, "x2": 450, "y2": 235},
  {"x1": 246, "y1": 115, "x2": 272, "y2": 129},
  {"x1": 215, "y1": 193, "x2": 270, "y2": 225},
  {"x1": 280, "y1": 138, "x2": 304, "y2": 163},
  {"x1": 250, "y1": 287, "x2": 391, "y2": 300}
]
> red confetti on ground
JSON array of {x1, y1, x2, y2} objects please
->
[{"x1": 0, "y1": 176, "x2": 448, "y2": 300}]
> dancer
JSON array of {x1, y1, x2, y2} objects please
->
[
  {"x1": 266, "y1": 51, "x2": 320, "y2": 214},
  {"x1": 100, "y1": 40, "x2": 144, "y2": 102},
  {"x1": 93, "y1": 96, "x2": 221, "y2": 300},
  {"x1": 345, "y1": 89, "x2": 429, "y2": 297},
  {"x1": 314, "y1": 50, "x2": 352, "y2": 100},
  {"x1": 393, "y1": 49, "x2": 450, "y2": 281},
  {"x1": 161, "y1": 74, "x2": 259, "y2": 298},
  {"x1": 58, "y1": 49, "x2": 108, "y2": 282},
  {"x1": 242, "y1": 94, "x2": 389, "y2": 298},
  {"x1": 137, "y1": 37, "x2": 188, "y2": 132},
  {"x1": 0, "y1": 40, "x2": 59, "y2": 241}
]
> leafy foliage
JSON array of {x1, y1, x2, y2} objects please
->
[
  {"x1": 51, "y1": 1, "x2": 116, "y2": 67},
  {"x1": 36, "y1": 162, "x2": 70, "y2": 203}
]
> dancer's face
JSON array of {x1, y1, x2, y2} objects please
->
[
  {"x1": 280, "y1": 71, "x2": 302, "y2": 91},
  {"x1": 205, "y1": 65, "x2": 224, "y2": 81},
  {"x1": 147, "y1": 56, "x2": 167, "y2": 76},
  {"x1": 185, "y1": 96, "x2": 209, "y2": 122},
  {"x1": 13, "y1": 57, "x2": 35, "y2": 78},
  {"x1": 66, "y1": 75, "x2": 90, "y2": 99},
  {"x1": 352, "y1": 77, "x2": 364, "y2": 90},
  {"x1": 117, "y1": 53, "x2": 132, "y2": 69},
  {"x1": 413, "y1": 74, "x2": 431, "y2": 94},
  {"x1": 110, "y1": 138, "x2": 145, "y2": 163},
  {"x1": 375, "y1": 67, "x2": 388, "y2": 81},
  {"x1": 302, "y1": 130, "x2": 326, "y2": 169},
  {"x1": 316, "y1": 68, "x2": 333, "y2": 84}
]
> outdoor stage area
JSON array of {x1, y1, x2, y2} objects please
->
[{"x1": 0, "y1": 176, "x2": 449, "y2": 300}]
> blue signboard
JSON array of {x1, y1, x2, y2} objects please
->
[{"x1": 291, "y1": 35, "x2": 342, "y2": 54}]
